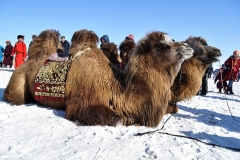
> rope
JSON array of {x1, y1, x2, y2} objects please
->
[
  {"x1": 218, "y1": 61, "x2": 240, "y2": 124},
  {"x1": 136, "y1": 63, "x2": 240, "y2": 152},
  {"x1": 136, "y1": 68, "x2": 183, "y2": 136}
]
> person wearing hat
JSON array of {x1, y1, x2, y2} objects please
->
[
  {"x1": 0, "y1": 44, "x2": 4, "y2": 67},
  {"x1": 223, "y1": 50, "x2": 240, "y2": 94},
  {"x1": 3, "y1": 40, "x2": 13, "y2": 68},
  {"x1": 100, "y1": 35, "x2": 110, "y2": 49},
  {"x1": 125, "y1": 34, "x2": 134, "y2": 41},
  {"x1": 60, "y1": 36, "x2": 70, "y2": 56},
  {"x1": 29, "y1": 35, "x2": 37, "y2": 47},
  {"x1": 12, "y1": 35, "x2": 27, "y2": 68}
]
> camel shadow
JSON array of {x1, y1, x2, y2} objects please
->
[
  {"x1": 176, "y1": 105, "x2": 240, "y2": 133},
  {"x1": 0, "y1": 68, "x2": 14, "y2": 72},
  {"x1": 181, "y1": 131, "x2": 240, "y2": 151}
]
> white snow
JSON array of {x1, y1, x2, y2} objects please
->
[{"x1": 0, "y1": 67, "x2": 240, "y2": 160}]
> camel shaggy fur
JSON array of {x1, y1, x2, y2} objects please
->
[
  {"x1": 166, "y1": 37, "x2": 221, "y2": 114},
  {"x1": 119, "y1": 39, "x2": 136, "y2": 65},
  {"x1": 4, "y1": 29, "x2": 193, "y2": 127},
  {"x1": 100, "y1": 42, "x2": 120, "y2": 64},
  {"x1": 65, "y1": 30, "x2": 193, "y2": 127}
]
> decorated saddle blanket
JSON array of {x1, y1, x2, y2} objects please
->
[{"x1": 34, "y1": 59, "x2": 72, "y2": 101}]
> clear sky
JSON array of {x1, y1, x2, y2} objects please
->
[{"x1": 1, "y1": 0, "x2": 239, "y2": 69}]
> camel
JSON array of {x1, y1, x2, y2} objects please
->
[
  {"x1": 166, "y1": 37, "x2": 221, "y2": 114},
  {"x1": 65, "y1": 30, "x2": 193, "y2": 127},
  {"x1": 4, "y1": 29, "x2": 193, "y2": 127},
  {"x1": 119, "y1": 38, "x2": 136, "y2": 67}
]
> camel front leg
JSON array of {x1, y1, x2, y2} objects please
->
[
  {"x1": 65, "y1": 99, "x2": 123, "y2": 126},
  {"x1": 165, "y1": 102, "x2": 179, "y2": 114}
]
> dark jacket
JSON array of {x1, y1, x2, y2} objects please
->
[
  {"x1": 3, "y1": 44, "x2": 13, "y2": 66},
  {"x1": 61, "y1": 40, "x2": 70, "y2": 55}
]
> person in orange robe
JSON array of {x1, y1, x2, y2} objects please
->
[{"x1": 12, "y1": 35, "x2": 27, "y2": 68}]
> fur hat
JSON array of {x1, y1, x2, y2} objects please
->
[
  {"x1": 6, "y1": 40, "x2": 10, "y2": 43},
  {"x1": 125, "y1": 34, "x2": 134, "y2": 41},
  {"x1": 32, "y1": 35, "x2": 37, "y2": 38},
  {"x1": 233, "y1": 50, "x2": 239, "y2": 55},
  {"x1": 17, "y1": 35, "x2": 25, "y2": 39}
]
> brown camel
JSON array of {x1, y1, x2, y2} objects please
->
[
  {"x1": 119, "y1": 38, "x2": 136, "y2": 67},
  {"x1": 65, "y1": 30, "x2": 193, "y2": 127},
  {"x1": 4, "y1": 29, "x2": 64, "y2": 108},
  {"x1": 4, "y1": 29, "x2": 193, "y2": 127},
  {"x1": 166, "y1": 37, "x2": 221, "y2": 114}
]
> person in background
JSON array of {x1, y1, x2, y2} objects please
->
[
  {"x1": 214, "y1": 68, "x2": 227, "y2": 93},
  {"x1": 223, "y1": 50, "x2": 240, "y2": 94},
  {"x1": 125, "y1": 34, "x2": 134, "y2": 41},
  {"x1": 100, "y1": 35, "x2": 110, "y2": 49},
  {"x1": 199, "y1": 64, "x2": 213, "y2": 95},
  {"x1": 0, "y1": 45, "x2": 5, "y2": 67},
  {"x1": 60, "y1": 36, "x2": 70, "y2": 56},
  {"x1": 29, "y1": 35, "x2": 37, "y2": 47},
  {"x1": 207, "y1": 64, "x2": 213, "y2": 78},
  {"x1": 3, "y1": 40, "x2": 13, "y2": 68},
  {"x1": 12, "y1": 35, "x2": 27, "y2": 68}
]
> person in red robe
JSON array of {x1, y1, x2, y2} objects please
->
[
  {"x1": 12, "y1": 35, "x2": 27, "y2": 68},
  {"x1": 223, "y1": 50, "x2": 240, "y2": 94}
]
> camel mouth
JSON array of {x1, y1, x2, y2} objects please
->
[
  {"x1": 180, "y1": 48, "x2": 194, "y2": 60},
  {"x1": 211, "y1": 56, "x2": 221, "y2": 62}
]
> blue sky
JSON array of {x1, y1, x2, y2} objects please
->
[{"x1": 1, "y1": 0, "x2": 239, "y2": 69}]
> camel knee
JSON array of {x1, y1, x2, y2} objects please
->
[
  {"x1": 166, "y1": 103, "x2": 179, "y2": 114},
  {"x1": 66, "y1": 104, "x2": 123, "y2": 126}
]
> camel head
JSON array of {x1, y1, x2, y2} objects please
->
[
  {"x1": 101, "y1": 42, "x2": 119, "y2": 64},
  {"x1": 184, "y1": 37, "x2": 221, "y2": 65},
  {"x1": 28, "y1": 29, "x2": 60, "y2": 60},
  {"x1": 70, "y1": 29, "x2": 99, "y2": 56},
  {"x1": 134, "y1": 31, "x2": 193, "y2": 68},
  {"x1": 119, "y1": 39, "x2": 136, "y2": 64}
]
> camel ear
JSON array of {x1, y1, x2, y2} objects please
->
[{"x1": 138, "y1": 40, "x2": 150, "y2": 53}]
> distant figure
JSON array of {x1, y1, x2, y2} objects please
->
[
  {"x1": 199, "y1": 64, "x2": 213, "y2": 95},
  {"x1": 223, "y1": 50, "x2": 240, "y2": 94},
  {"x1": 3, "y1": 40, "x2": 13, "y2": 68},
  {"x1": 0, "y1": 45, "x2": 4, "y2": 67},
  {"x1": 207, "y1": 64, "x2": 213, "y2": 78},
  {"x1": 214, "y1": 68, "x2": 227, "y2": 93},
  {"x1": 60, "y1": 36, "x2": 70, "y2": 56},
  {"x1": 12, "y1": 35, "x2": 27, "y2": 68},
  {"x1": 29, "y1": 35, "x2": 37, "y2": 47},
  {"x1": 100, "y1": 35, "x2": 110, "y2": 49},
  {"x1": 125, "y1": 34, "x2": 134, "y2": 41}
]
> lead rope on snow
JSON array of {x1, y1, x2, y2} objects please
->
[
  {"x1": 136, "y1": 68, "x2": 183, "y2": 136},
  {"x1": 219, "y1": 61, "x2": 240, "y2": 124},
  {"x1": 136, "y1": 65, "x2": 240, "y2": 152}
]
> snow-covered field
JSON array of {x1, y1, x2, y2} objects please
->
[{"x1": 0, "y1": 67, "x2": 240, "y2": 160}]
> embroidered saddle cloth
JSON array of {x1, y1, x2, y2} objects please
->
[{"x1": 34, "y1": 59, "x2": 72, "y2": 101}]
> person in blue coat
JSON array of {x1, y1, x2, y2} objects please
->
[
  {"x1": 100, "y1": 35, "x2": 110, "y2": 49},
  {"x1": 0, "y1": 45, "x2": 5, "y2": 67},
  {"x1": 60, "y1": 36, "x2": 70, "y2": 57}
]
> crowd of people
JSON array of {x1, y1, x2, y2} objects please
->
[{"x1": 0, "y1": 34, "x2": 239, "y2": 95}]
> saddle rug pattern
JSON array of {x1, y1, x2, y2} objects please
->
[{"x1": 34, "y1": 59, "x2": 71, "y2": 101}]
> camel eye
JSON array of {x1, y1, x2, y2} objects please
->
[{"x1": 161, "y1": 44, "x2": 171, "y2": 51}]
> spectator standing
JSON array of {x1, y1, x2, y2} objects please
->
[
  {"x1": 0, "y1": 45, "x2": 4, "y2": 67},
  {"x1": 12, "y1": 35, "x2": 27, "y2": 68},
  {"x1": 3, "y1": 40, "x2": 13, "y2": 68},
  {"x1": 214, "y1": 68, "x2": 227, "y2": 93},
  {"x1": 223, "y1": 50, "x2": 240, "y2": 94},
  {"x1": 60, "y1": 36, "x2": 70, "y2": 56},
  {"x1": 29, "y1": 35, "x2": 37, "y2": 47}
]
